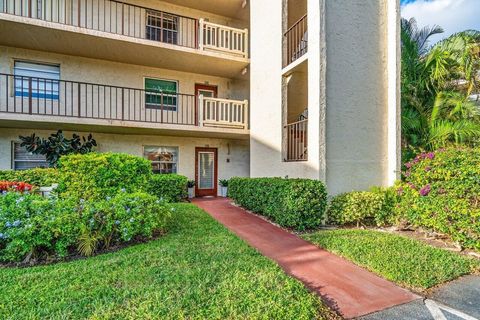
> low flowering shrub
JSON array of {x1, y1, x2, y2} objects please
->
[
  {"x1": 78, "y1": 192, "x2": 171, "y2": 256},
  {"x1": 228, "y1": 177, "x2": 327, "y2": 231},
  {"x1": 0, "y1": 168, "x2": 58, "y2": 186},
  {"x1": 0, "y1": 181, "x2": 34, "y2": 193},
  {"x1": 327, "y1": 188, "x2": 396, "y2": 227},
  {"x1": 148, "y1": 174, "x2": 188, "y2": 202},
  {"x1": 396, "y1": 148, "x2": 480, "y2": 250},
  {"x1": 56, "y1": 153, "x2": 152, "y2": 201},
  {"x1": 0, "y1": 192, "x2": 79, "y2": 262},
  {"x1": 0, "y1": 191, "x2": 171, "y2": 263}
]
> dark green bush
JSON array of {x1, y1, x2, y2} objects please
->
[
  {"x1": 0, "y1": 191, "x2": 170, "y2": 263},
  {"x1": 148, "y1": 174, "x2": 188, "y2": 202},
  {"x1": 56, "y1": 153, "x2": 151, "y2": 201},
  {"x1": 228, "y1": 177, "x2": 327, "y2": 231},
  {"x1": 0, "y1": 168, "x2": 59, "y2": 186},
  {"x1": 397, "y1": 148, "x2": 480, "y2": 250},
  {"x1": 327, "y1": 189, "x2": 396, "y2": 227}
]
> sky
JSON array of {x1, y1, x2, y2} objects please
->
[{"x1": 401, "y1": 0, "x2": 480, "y2": 44}]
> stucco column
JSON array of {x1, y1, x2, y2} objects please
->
[
  {"x1": 308, "y1": 0, "x2": 327, "y2": 182},
  {"x1": 387, "y1": 0, "x2": 401, "y2": 184}
]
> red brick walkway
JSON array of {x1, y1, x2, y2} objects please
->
[{"x1": 192, "y1": 198, "x2": 419, "y2": 319}]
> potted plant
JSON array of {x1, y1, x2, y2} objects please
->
[
  {"x1": 219, "y1": 179, "x2": 229, "y2": 197},
  {"x1": 187, "y1": 180, "x2": 195, "y2": 199}
]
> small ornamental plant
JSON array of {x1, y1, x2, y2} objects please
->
[{"x1": 0, "y1": 181, "x2": 34, "y2": 193}]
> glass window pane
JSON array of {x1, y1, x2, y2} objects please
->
[
  {"x1": 198, "y1": 152, "x2": 214, "y2": 189},
  {"x1": 14, "y1": 61, "x2": 60, "y2": 100},
  {"x1": 144, "y1": 146, "x2": 178, "y2": 174},
  {"x1": 145, "y1": 78, "x2": 178, "y2": 110},
  {"x1": 13, "y1": 142, "x2": 48, "y2": 170}
]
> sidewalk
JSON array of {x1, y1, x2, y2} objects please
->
[{"x1": 192, "y1": 197, "x2": 419, "y2": 319}]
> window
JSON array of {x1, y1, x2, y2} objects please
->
[
  {"x1": 12, "y1": 142, "x2": 48, "y2": 170},
  {"x1": 143, "y1": 146, "x2": 178, "y2": 174},
  {"x1": 14, "y1": 61, "x2": 60, "y2": 100},
  {"x1": 145, "y1": 78, "x2": 178, "y2": 111},
  {"x1": 146, "y1": 11, "x2": 178, "y2": 45}
]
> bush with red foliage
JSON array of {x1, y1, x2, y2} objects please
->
[{"x1": 0, "y1": 181, "x2": 34, "y2": 193}]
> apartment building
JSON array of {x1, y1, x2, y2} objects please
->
[{"x1": 0, "y1": 0, "x2": 400, "y2": 196}]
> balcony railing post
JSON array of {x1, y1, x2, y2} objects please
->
[
  {"x1": 77, "y1": 82, "x2": 81, "y2": 117},
  {"x1": 28, "y1": 77, "x2": 32, "y2": 114},
  {"x1": 121, "y1": 88, "x2": 125, "y2": 120},
  {"x1": 198, "y1": 18, "x2": 204, "y2": 51},
  {"x1": 198, "y1": 94, "x2": 204, "y2": 127},
  {"x1": 244, "y1": 28, "x2": 249, "y2": 58},
  {"x1": 28, "y1": 0, "x2": 32, "y2": 18},
  {"x1": 243, "y1": 99, "x2": 249, "y2": 129}
]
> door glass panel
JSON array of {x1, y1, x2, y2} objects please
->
[
  {"x1": 198, "y1": 89, "x2": 214, "y2": 98},
  {"x1": 198, "y1": 152, "x2": 214, "y2": 189}
]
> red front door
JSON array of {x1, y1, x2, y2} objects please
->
[{"x1": 195, "y1": 147, "x2": 218, "y2": 197}]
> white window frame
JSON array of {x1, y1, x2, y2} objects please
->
[
  {"x1": 13, "y1": 60, "x2": 60, "y2": 100},
  {"x1": 145, "y1": 11, "x2": 179, "y2": 44},
  {"x1": 143, "y1": 145, "x2": 179, "y2": 174},
  {"x1": 144, "y1": 77, "x2": 179, "y2": 112}
]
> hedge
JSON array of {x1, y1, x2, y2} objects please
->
[
  {"x1": 228, "y1": 177, "x2": 327, "y2": 231},
  {"x1": 148, "y1": 174, "x2": 188, "y2": 202},
  {"x1": 327, "y1": 188, "x2": 396, "y2": 227},
  {"x1": 56, "y1": 153, "x2": 151, "y2": 201},
  {"x1": 0, "y1": 191, "x2": 170, "y2": 262},
  {"x1": 397, "y1": 148, "x2": 480, "y2": 250},
  {"x1": 0, "y1": 168, "x2": 59, "y2": 186}
]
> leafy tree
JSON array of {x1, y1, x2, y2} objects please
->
[
  {"x1": 401, "y1": 18, "x2": 480, "y2": 158},
  {"x1": 19, "y1": 130, "x2": 97, "y2": 167}
]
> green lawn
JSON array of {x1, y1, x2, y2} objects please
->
[
  {"x1": 303, "y1": 229, "x2": 479, "y2": 291},
  {"x1": 0, "y1": 204, "x2": 334, "y2": 319}
]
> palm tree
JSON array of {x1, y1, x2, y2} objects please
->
[{"x1": 401, "y1": 18, "x2": 480, "y2": 157}]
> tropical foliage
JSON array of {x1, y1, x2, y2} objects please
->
[
  {"x1": 401, "y1": 18, "x2": 480, "y2": 158},
  {"x1": 19, "y1": 130, "x2": 97, "y2": 167}
]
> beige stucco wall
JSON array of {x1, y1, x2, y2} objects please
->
[
  {"x1": 249, "y1": 0, "x2": 319, "y2": 180},
  {"x1": 324, "y1": 0, "x2": 393, "y2": 195},
  {"x1": 250, "y1": 0, "x2": 399, "y2": 194},
  {"x1": 0, "y1": 46, "x2": 246, "y2": 97},
  {"x1": 0, "y1": 127, "x2": 250, "y2": 194},
  {"x1": 0, "y1": 45, "x2": 249, "y2": 123}
]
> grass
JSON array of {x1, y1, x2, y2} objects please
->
[
  {"x1": 302, "y1": 229, "x2": 479, "y2": 291},
  {"x1": 0, "y1": 204, "x2": 335, "y2": 319}
]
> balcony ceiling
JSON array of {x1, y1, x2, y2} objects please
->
[{"x1": 161, "y1": 0, "x2": 249, "y2": 21}]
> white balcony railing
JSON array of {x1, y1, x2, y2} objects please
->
[
  {"x1": 0, "y1": 0, "x2": 249, "y2": 58},
  {"x1": 199, "y1": 19, "x2": 249, "y2": 58},
  {"x1": 199, "y1": 96, "x2": 249, "y2": 130}
]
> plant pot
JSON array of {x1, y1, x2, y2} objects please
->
[
  {"x1": 188, "y1": 187, "x2": 195, "y2": 199},
  {"x1": 221, "y1": 186, "x2": 228, "y2": 197},
  {"x1": 39, "y1": 184, "x2": 58, "y2": 198}
]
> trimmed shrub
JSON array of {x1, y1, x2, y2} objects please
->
[
  {"x1": 0, "y1": 191, "x2": 170, "y2": 263},
  {"x1": 327, "y1": 189, "x2": 395, "y2": 227},
  {"x1": 397, "y1": 148, "x2": 480, "y2": 250},
  {"x1": 56, "y1": 153, "x2": 151, "y2": 201},
  {"x1": 148, "y1": 174, "x2": 188, "y2": 202},
  {"x1": 0, "y1": 193, "x2": 79, "y2": 262},
  {"x1": 78, "y1": 192, "x2": 170, "y2": 256},
  {"x1": 228, "y1": 177, "x2": 327, "y2": 231},
  {"x1": 0, "y1": 168, "x2": 58, "y2": 186}
]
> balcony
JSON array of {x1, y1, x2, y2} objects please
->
[
  {"x1": 283, "y1": 14, "x2": 307, "y2": 68},
  {"x1": 0, "y1": 73, "x2": 249, "y2": 137},
  {"x1": 284, "y1": 119, "x2": 308, "y2": 162},
  {"x1": 0, "y1": 0, "x2": 249, "y2": 78}
]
